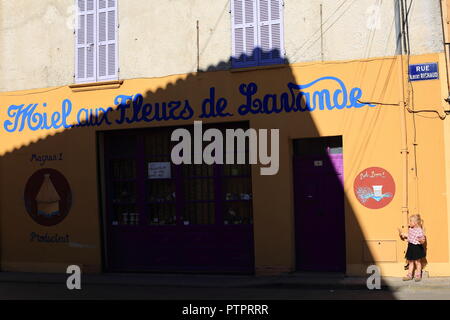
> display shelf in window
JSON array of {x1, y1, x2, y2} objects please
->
[
  {"x1": 146, "y1": 179, "x2": 176, "y2": 203},
  {"x1": 183, "y1": 202, "x2": 215, "y2": 225},
  {"x1": 147, "y1": 203, "x2": 177, "y2": 226},
  {"x1": 223, "y1": 202, "x2": 253, "y2": 225},
  {"x1": 224, "y1": 193, "x2": 252, "y2": 201},
  {"x1": 112, "y1": 204, "x2": 139, "y2": 226},
  {"x1": 112, "y1": 180, "x2": 136, "y2": 203},
  {"x1": 223, "y1": 178, "x2": 252, "y2": 200}
]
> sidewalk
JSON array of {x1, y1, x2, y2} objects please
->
[{"x1": 1, "y1": 271, "x2": 449, "y2": 292}]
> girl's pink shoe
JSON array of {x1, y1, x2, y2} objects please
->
[{"x1": 414, "y1": 273, "x2": 422, "y2": 282}]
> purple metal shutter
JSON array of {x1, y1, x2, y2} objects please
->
[
  {"x1": 97, "y1": 0, "x2": 118, "y2": 81},
  {"x1": 75, "y1": 0, "x2": 97, "y2": 83},
  {"x1": 258, "y1": 0, "x2": 284, "y2": 65},
  {"x1": 231, "y1": 0, "x2": 258, "y2": 67}
]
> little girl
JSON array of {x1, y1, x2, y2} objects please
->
[{"x1": 398, "y1": 214, "x2": 426, "y2": 281}]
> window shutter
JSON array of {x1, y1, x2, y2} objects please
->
[
  {"x1": 258, "y1": 0, "x2": 284, "y2": 64},
  {"x1": 75, "y1": 0, "x2": 96, "y2": 83},
  {"x1": 231, "y1": 0, "x2": 258, "y2": 67},
  {"x1": 97, "y1": 0, "x2": 118, "y2": 81}
]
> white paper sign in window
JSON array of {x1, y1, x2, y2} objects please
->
[{"x1": 148, "y1": 162, "x2": 171, "y2": 179}]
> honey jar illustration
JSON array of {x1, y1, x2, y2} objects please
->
[{"x1": 35, "y1": 174, "x2": 61, "y2": 217}]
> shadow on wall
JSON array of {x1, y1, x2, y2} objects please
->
[
  {"x1": 0, "y1": 47, "x2": 394, "y2": 297},
  {"x1": 201, "y1": 48, "x2": 287, "y2": 72}
]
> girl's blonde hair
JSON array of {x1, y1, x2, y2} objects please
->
[{"x1": 410, "y1": 214, "x2": 423, "y2": 228}]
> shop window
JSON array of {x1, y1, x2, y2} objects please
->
[
  {"x1": 231, "y1": 0, "x2": 285, "y2": 68},
  {"x1": 144, "y1": 129, "x2": 176, "y2": 226},
  {"x1": 182, "y1": 166, "x2": 216, "y2": 225},
  {"x1": 108, "y1": 135, "x2": 138, "y2": 226},
  {"x1": 75, "y1": 0, "x2": 118, "y2": 83},
  {"x1": 103, "y1": 123, "x2": 253, "y2": 228},
  {"x1": 223, "y1": 175, "x2": 253, "y2": 225}
]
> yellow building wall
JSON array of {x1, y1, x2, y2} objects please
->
[{"x1": 0, "y1": 53, "x2": 449, "y2": 277}]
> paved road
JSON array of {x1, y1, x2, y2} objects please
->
[{"x1": 0, "y1": 282, "x2": 449, "y2": 300}]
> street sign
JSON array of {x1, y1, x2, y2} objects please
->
[{"x1": 409, "y1": 63, "x2": 439, "y2": 82}]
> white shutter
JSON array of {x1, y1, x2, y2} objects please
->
[
  {"x1": 231, "y1": 0, "x2": 258, "y2": 67},
  {"x1": 97, "y1": 0, "x2": 118, "y2": 81},
  {"x1": 258, "y1": 0, "x2": 284, "y2": 65},
  {"x1": 75, "y1": 0, "x2": 96, "y2": 83}
]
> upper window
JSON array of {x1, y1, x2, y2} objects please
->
[
  {"x1": 231, "y1": 0, "x2": 285, "y2": 68},
  {"x1": 75, "y1": 0, "x2": 118, "y2": 83}
]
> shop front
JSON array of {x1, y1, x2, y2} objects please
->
[{"x1": 1, "y1": 53, "x2": 449, "y2": 276}]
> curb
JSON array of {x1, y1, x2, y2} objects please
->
[
  {"x1": 240, "y1": 281, "x2": 450, "y2": 292},
  {"x1": 0, "y1": 273, "x2": 449, "y2": 291}
]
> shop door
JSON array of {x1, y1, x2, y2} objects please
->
[
  {"x1": 102, "y1": 123, "x2": 254, "y2": 273},
  {"x1": 293, "y1": 137, "x2": 346, "y2": 272}
]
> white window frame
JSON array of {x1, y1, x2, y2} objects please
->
[
  {"x1": 75, "y1": 0, "x2": 119, "y2": 83},
  {"x1": 231, "y1": 0, "x2": 285, "y2": 68}
]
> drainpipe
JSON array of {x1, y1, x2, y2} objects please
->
[
  {"x1": 440, "y1": 0, "x2": 450, "y2": 103},
  {"x1": 399, "y1": 98, "x2": 409, "y2": 230},
  {"x1": 398, "y1": 0, "x2": 410, "y2": 231}
]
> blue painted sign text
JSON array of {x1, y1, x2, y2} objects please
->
[{"x1": 3, "y1": 76, "x2": 377, "y2": 133}]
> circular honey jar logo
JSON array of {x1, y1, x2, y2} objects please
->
[{"x1": 24, "y1": 168, "x2": 72, "y2": 226}]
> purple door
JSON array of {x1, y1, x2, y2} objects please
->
[
  {"x1": 102, "y1": 123, "x2": 254, "y2": 273},
  {"x1": 293, "y1": 138, "x2": 346, "y2": 272}
]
